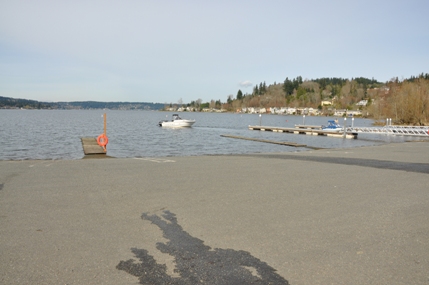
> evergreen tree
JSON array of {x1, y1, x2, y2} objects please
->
[
  {"x1": 292, "y1": 76, "x2": 302, "y2": 90},
  {"x1": 253, "y1": 85, "x2": 259, "y2": 95},
  {"x1": 237, "y1": 89, "x2": 243, "y2": 100},
  {"x1": 283, "y1": 77, "x2": 294, "y2": 96}
]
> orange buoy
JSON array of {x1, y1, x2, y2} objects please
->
[{"x1": 97, "y1": 134, "x2": 108, "y2": 147}]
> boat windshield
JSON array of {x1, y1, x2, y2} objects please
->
[{"x1": 328, "y1": 120, "x2": 340, "y2": 126}]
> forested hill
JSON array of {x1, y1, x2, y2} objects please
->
[
  {"x1": 0, "y1": 96, "x2": 54, "y2": 109},
  {"x1": 55, "y1": 101, "x2": 164, "y2": 110},
  {"x1": 0, "y1": 97, "x2": 164, "y2": 110}
]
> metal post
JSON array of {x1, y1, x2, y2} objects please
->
[
  {"x1": 104, "y1": 113, "x2": 107, "y2": 135},
  {"x1": 343, "y1": 117, "x2": 347, "y2": 138},
  {"x1": 259, "y1": 114, "x2": 262, "y2": 126},
  {"x1": 303, "y1": 115, "x2": 305, "y2": 125},
  {"x1": 352, "y1": 117, "x2": 354, "y2": 128}
]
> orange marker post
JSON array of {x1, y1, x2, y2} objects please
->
[
  {"x1": 104, "y1": 113, "x2": 107, "y2": 136},
  {"x1": 96, "y1": 113, "x2": 108, "y2": 152},
  {"x1": 103, "y1": 113, "x2": 107, "y2": 151}
]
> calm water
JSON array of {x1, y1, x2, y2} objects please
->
[{"x1": 0, "y1": 109, "x2": 422, "y2": 160}]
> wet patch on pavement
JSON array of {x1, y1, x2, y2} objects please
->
[{"x1": 117, "y1": 210, "x2": 289, "y2": 284}]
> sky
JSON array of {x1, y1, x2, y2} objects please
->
[{"x1": 1, "y1": 0, "x2": 428, "y2": 104}]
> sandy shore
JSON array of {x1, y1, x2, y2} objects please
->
[{"x1": 1, "y1": 142, "x2": 428, "y2": 284}]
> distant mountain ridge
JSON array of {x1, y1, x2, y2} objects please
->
[
  {"x1": 55, "y1": 101, "x2": 165, "y2": 110},
  {"x1": 0, "y1": 96, "x2": 164, "y2": 110}
]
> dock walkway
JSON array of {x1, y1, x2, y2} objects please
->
[
  {"x1": 249, "y1": 125, "x2": 358, "y2": 139},
  {"x1": 346, "y1": 125, "x2": 429, "y2": 136},
  {"x1": 81, "y1": 137, "x2": 106, "y2": 155}
]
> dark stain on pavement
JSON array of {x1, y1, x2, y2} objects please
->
[
  {"x1": 0, "y1": 183, "x2": 3, "y2": 190},
  {"x1": 117, "y1": 210, "x2": 289, "y2": 285},
  {"x1": 248, "y1": 154, "x2": 429, "y2": 174}
]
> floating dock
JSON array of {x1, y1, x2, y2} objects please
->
[
  {"x1": 249, "y1": 125, "x2": 358, "y2": 139},
  {"x1": 81, "y1": 137, "x2": 107, "y2": 155}
]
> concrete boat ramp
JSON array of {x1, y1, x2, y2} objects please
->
[{"x1": 1, "y1": 142, "x2": 428, "y2": 284}]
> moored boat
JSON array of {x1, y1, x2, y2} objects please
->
[{"x1": 321, "y1": 120, "x2": 343, "y2": 132}]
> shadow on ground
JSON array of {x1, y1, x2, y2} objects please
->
[
  {"x1": 117, "y1": 210, "x2": 289, "y2": 285},
  {"x1": 248, "y1": 153, "x2": 429, "y2": 174}
]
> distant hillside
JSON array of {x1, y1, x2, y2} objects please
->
[
  {"x1": 0, "y1": 96, "x2": 164, "y2": 110},
  {"x1": 0, "y1": 96, "x2": 53, "y2": 109},
  {"x1": 55, "y1": 101, "x2": 164, "y2": 110}
]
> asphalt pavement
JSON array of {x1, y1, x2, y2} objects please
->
[{"x1": 1, "y1": 142, "x2": 428, "y2": 284}]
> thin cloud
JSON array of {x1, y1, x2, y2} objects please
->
[{"x1": 239, "y1": 80, "x2": 252, "y2": 88}]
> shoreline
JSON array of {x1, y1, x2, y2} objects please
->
[{"x1": 0, "y1": 139, "x2": 425, "y2": 162}]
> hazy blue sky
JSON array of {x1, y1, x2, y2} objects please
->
[{"x1": 1, "y1": 0, "x2": 428, "y2": 104}]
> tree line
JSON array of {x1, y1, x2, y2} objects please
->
[
  {"x1": 3, "y1": 73, "x2": 429, "y2": 125},
  {"x1": 369, "y1": 74, "x2": 429, "y2": 125},
  {"x1": 222, "y1": 76, "x2": 382, "y2": 112},
  {"x1": 218, "y1": 73, "x2": 428, "y2": 125},
  {"x1": 0, "y1": 96, "x2": 53, "y2": 109}
]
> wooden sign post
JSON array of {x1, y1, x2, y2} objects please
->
[{"x1": 104, "y1": 113, "x2": 107, "y2": 136}]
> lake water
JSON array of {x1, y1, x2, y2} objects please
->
[{"x1": 0, "y1": 109, "x2": 423, "y2": 160}]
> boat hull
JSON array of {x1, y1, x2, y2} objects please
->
[
  {"x1": 321, "y1": 127, "x2": 343, "y2": 133},
  {"x1": 160, "y1": 120, "x2": 195, "y2": 127}
]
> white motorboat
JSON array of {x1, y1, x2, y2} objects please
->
[
  {"x1": 158, "y1": 114, "x2": 196, "y2": 127},
  {"x1": 321, "y1": 120, "x2": 343, "y2": 132}
]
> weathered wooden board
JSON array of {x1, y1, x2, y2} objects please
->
[{"x1": 81, "y1": 137, "x2": 106, "y2": 155}]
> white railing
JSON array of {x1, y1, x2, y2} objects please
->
[{"x1": 345, "y1": 126, "x2": 429, "y2": 136}]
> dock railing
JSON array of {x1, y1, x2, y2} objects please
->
[{"x1": 345, "y1": 126, "x2": 429, "y2": 136}]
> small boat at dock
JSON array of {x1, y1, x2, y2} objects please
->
[
  {"x1": 158, "y1": 114, "x2": 196, "y2": 127},
  {"x1": 321, "y1": 120, "x2": 343, "y2": 132}
]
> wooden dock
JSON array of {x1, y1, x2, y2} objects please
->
[
  {"x1": 81, "y1": 137, "x2": 107, "y2": 155},
  {"x1": 294, "y1": 124, "x2": 321, "y2": 129},
  {"x1": 248, "y1": 125, "x2": 358, "y2": 139}
]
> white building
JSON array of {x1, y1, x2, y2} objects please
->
[{"x1": 356, "y1": 100, "x2": 368, "y2": 106}]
